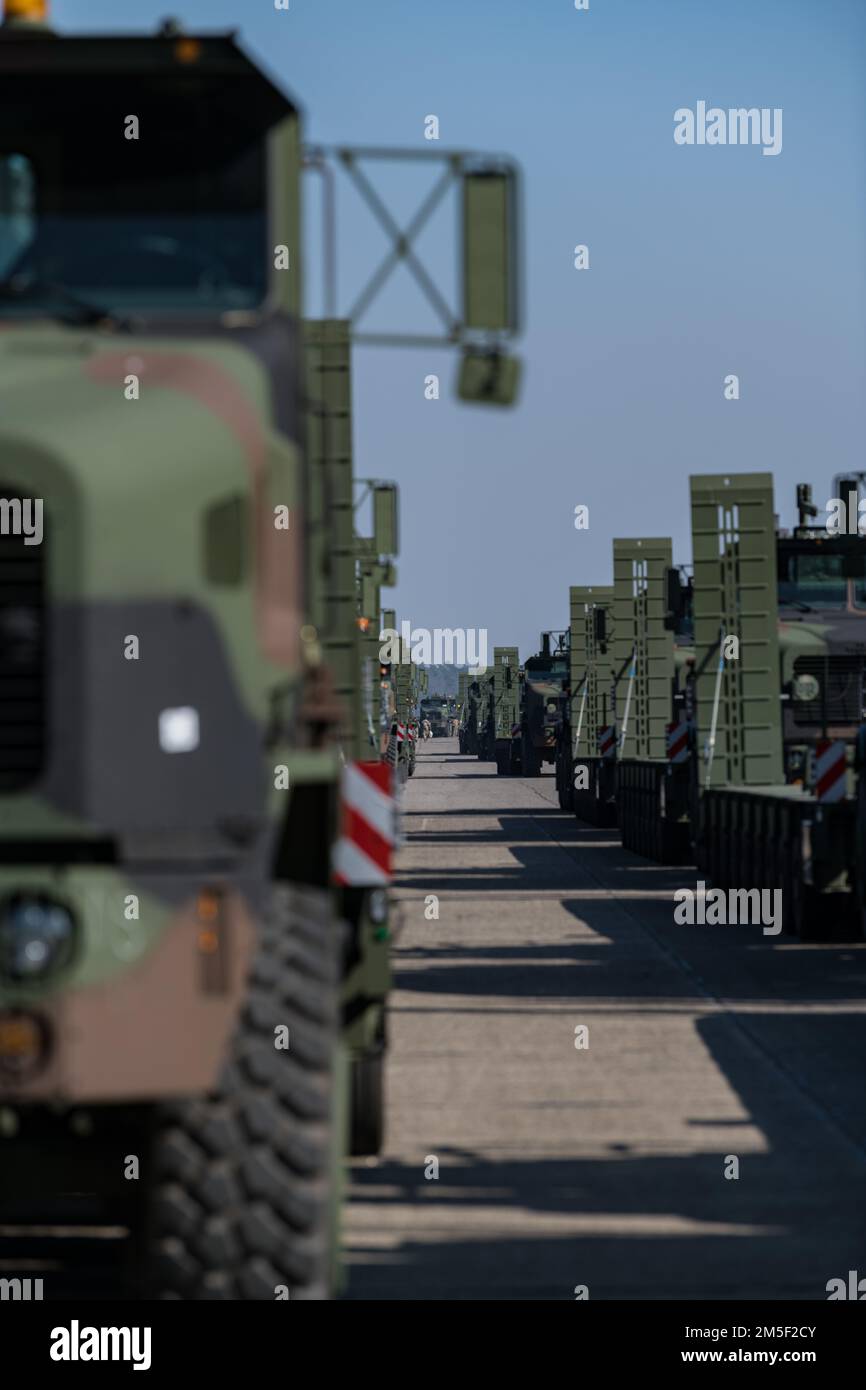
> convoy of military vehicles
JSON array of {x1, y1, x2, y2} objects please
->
[
  {"x1": 0, "y1": 0, "x2": 861, "y2": 1311},
  {"x1": 458, "y1": 473, "x2": 866, "y2": 945}
]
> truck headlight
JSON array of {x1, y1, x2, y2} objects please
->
[
  {"x1": 792, "y1": 673, "x2": 820, "y2": 703},
  {"x1": 0, "y1": 895, "x2": 77, "y2": 983}
]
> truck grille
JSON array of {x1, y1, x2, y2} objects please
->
[
  {"x1": 0, "y1": 489, "x2": 46, "y2": 791},
  {"x1": 791, "y1": 653, "x2": 864, "y2": 727}
]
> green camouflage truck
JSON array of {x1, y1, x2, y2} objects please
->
[
  {"x1": 689, "y1": 473, "x2": 866, "y2": 940},
  {"x1": 0, "y1": 15, "x2": 348, "y2": 1304},
  {"x1": 0, "y1": 5, "x2": 521, "y2": 1298},
  {"x1": 613, "y1": 538, "x2": 693, "y2": 863}
]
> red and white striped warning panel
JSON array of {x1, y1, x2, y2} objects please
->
[
  {"x1": 332, "y1": 761, "x2": 395, "y2": 885},
  {"x1": 396, "y1": 722, "x2": 405, "y2": 743},
  {"x1": 666, "y1": 721, "x2": 689, "y2": 765},
  {"x1": 597, "y1": 725, "x2": 616, "y2": 759},
  {"x1": 815, "y1": 739, "x2": 847, "y2": 803}
]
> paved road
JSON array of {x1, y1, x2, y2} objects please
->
[{"x1": 343, "y1": 739, "x2": 866, "y2": 1300}]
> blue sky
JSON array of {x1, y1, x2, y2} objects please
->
[{"x1": 55, "y1": 0, "x2": 866, "y2": 658}]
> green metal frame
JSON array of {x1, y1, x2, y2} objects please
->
[
  {"x1": 690, "y1": 473, "x2": 783, "y2": 788},
  {"x1": 492, "y1": 646, "x2": 520, "y2": 740},
  {"x1": 613, "y1": 538, "x2": 674, "y2": 762}
]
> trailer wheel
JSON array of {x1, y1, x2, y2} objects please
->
[
  {"x1": 557, "y1": 754, "x2": 573, "y2": 810},
  {"x1": 855, "y1": 864, "x2": 866, "y2": 942},
  {"x1": 784, "y1": 840, "x2": 819, "y2": 942},
  {"x1": 146, "y1": 884, "x2": 341, "y2": 1300}
]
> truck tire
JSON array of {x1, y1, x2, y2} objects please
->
[
  {"x1": 784, "y1": 840, "x2": 817, "y2": 942},
  {"x1": 557, "y1": 757, "x2": 573, "y2": 811},
  {"x1": 349, "y1": 1046, "x2": 385, "y2": 1156},
  {"x1": 147, "y1": 884, "x2": 341, "y2": 1300},
  {"x1": 521, "y1": 734, "x2": 540, "y2": 777}
]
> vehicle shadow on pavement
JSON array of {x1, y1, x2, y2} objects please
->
[{"x1": 343, "y1": 1009, "x2": 866, "y2": 1300}]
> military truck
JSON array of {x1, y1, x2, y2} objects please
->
[
  {"x1": 567, "y1": 591, "x2": 619, "y2": 824},
  {"x1": 0, "y1": 3, "x2": 521, "y2": 1298},
  {"x1": 613, "y1": 539, "x2": 694, "y2": 863},
  {"x1": 356, "y1": 486, "x2": 399, "y2": 756},
  {"x1": 460, "y1": 675, "x2": 484, "y2": 756},
  {"x1": 516, "y1": 633, "x2": 569, "y2": 776},
  {"x1": 341, "y1": 471, "x2": 400, "y2": 1158},
  {"x1": 419, "y1": 696, "x2": 449, "y2": 737},
  {"x1": 556, "y1": 590, "x2": 588, "y2": 810},
  {"x1": 489, "y1": 647, "x2": 521, "y2": 774},
  {"x1": 379, "y1": 606, "x2": 400, "y2": 763},
  {"x1": 689, "y1": 473, "x2": 866, "y2": 941},
  {"x1": 476, "y1": 672, "x2": 497, "y2": 761},
  {"x1": 456, "y1": 671, "x2": 470, "y2": 750},
  {"x1": 392, "y1": 656, "x2": 418, "y2": 776}
]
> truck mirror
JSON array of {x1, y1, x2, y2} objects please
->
[
  {"x1": 457, "y1": 349, "x2": 521, "y2": 406},
  {"x1": 373, "y1": 485, "x2": 399, "y2": 558},
  {"x1": 379, "y1": 561, "x2": 397, "y2": 588},
  {"x1": 593, "y1": 608, "x2": 607, "y2": 644},
  {"x1": 462, "y1": 166, "x2": 519, "y2": 333}
]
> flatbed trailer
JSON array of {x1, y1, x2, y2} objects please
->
[
  {"x1": 613, "y1": 538, "x2": 693, "y2": 863},
  {"x1": 689, "y1": 472, "x2": 865, "y2": 940},
  {"x1": 490, "y1": 646, "x2": 521, "y2": 773}
]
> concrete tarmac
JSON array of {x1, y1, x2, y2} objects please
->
[{"x1": 343, "y1": 739, "x2": 866, "y2": 1300}]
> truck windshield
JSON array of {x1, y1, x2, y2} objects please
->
[
  {"x1": 527, "y1": 662, "x2": 568, "y2": 682},
  {"x1": 0, "y1": 72, "x2": 271, "y2": 315},
  {"x1": 777, "y1": 552, "x2": 846, "y2": 610}
]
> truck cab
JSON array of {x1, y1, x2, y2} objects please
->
[
  {"x1": 520, "y1": 632, "x2": 569, "y2": 775},
  {"x1": 776, "y1": 482, "x2": 866, "y2": 779}
]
